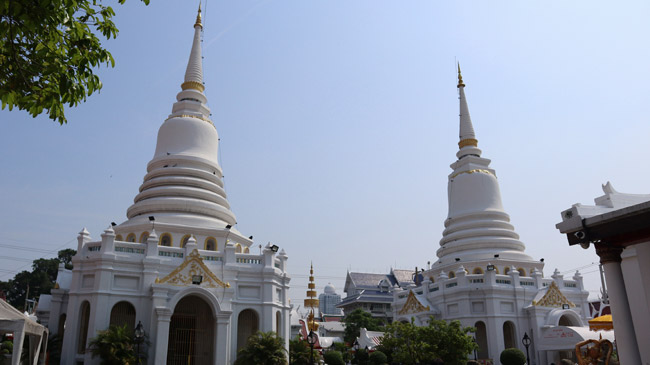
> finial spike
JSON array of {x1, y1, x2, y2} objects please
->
[
  {"x1": 457, "y1": 63, "x2": 465, "y2": 88},
  {"x1": 194, "y1": 2, "x2": 203, "y2": 29}
]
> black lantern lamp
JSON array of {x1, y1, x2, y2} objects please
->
[
  {"x1": 307, "y1": 330, "x2": 317, "y2": 365},
  {"x1": 134, "y1": 321, "x2": 145, "y2": 364},
  {"x1": 522, "y1": 332, "x2": 531, "y2": 365}
]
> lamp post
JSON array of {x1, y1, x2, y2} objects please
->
[
  {"x1": 522, "y1": 332, "x2": 531, "y2": 365},
  {"x1": 307, "y1": 330, "x2": 317, "y2": 365},
  {"x1": 353, "y1": 339, "x2": 359, "y2": 363},
  {"x1": 134, "y1": 321, "x2": 144, "y2": 364}
]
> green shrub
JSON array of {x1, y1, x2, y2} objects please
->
[
  {"x1": 500, "y1": 348, "x2": 526, "y2": 365},
  {"x1": 369, "y1": 350, "x2": 388, "y2": 364},
  {"x1": 323, "y1": 350, "x2": 345, "y2": 365},
  {"x1": 1, "y1": 340, "x2": 13, "y2": 354},
  {"x1": 352, "y1": 348, "x2": 369, "y2": 364}
]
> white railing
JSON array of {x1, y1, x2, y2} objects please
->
[
  {"x1": 114, "y1": 241, "x2": 145, "y2": 255},
  {"x1": 159, "y1": 246, "x2": 184, "y2": 258},
  {"x1": 235, "y1": 254, "x2": 263, "y2": 265}
]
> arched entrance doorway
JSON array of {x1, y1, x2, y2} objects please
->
[
  {"x1": 474, "y1": 321, "x2": 489, "y2": 360},
  {"x1": 237, "y1": 309, "x2": 259, "y2": 352},
  {"x1": 167, "y1": 295, "x2": 215, "y2": 365},
  {"x1": 110, "y1": 301, "x2": 136, "y2": 330},
  {"x1": 559, "y1": 313, "x2": 579, "y2": 326},
  {"x1": 503, "y1": 321, "x2": 517, "y2": 349}
]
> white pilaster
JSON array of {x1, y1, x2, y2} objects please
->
[
  {"x1": 601, "y1": 257, "x2": 641, "y2": 364},
  {"x1": 153, "y1": 307, "x2": 172, "y2": 364}
]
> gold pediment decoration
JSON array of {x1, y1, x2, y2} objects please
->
[
  {"x1": 157, "y1": 249, "x2": 230, "y2": 288},
  {"x1": 533, "y1": 281, "x2": 575, "y2": 307},
  {"x1": 398, "y1": 290, "x2": 430, "y2": 315}
]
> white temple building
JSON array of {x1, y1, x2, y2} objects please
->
[
  {"x1": 39, "y1": 9, "x2": 291, "y2": 365},
  {"x1": 391, "y1": 69, "x2": 607, "y2": 365}
]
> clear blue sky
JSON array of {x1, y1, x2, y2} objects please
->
[{"x1": 2, "y1": 1, "x2": 650, "y2": 305}]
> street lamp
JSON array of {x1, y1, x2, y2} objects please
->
[
  {"x1": 522, "y1": 332, "x2": 531, "y2": 365},
  {"x1": 134, "y1": 321, "x2": 145, "y2": 364},
  {"x1": 307, "y1": 330, "x2": 317, "y2": 365}
]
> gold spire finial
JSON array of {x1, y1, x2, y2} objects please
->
[
  {"x1": 457, "y1": 63, "x2": 465, "y2": 88},
  {"x1": 304, "y1": 262, "x2": 320, "y2": 331},
  {"x1": 194, "y1": 3, "x2": 203, "y2": 29}
]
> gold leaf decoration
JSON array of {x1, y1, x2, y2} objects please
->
[
  {"x1": 533, "y1": 281, "x2": 575, "y2": 308},
  {"x1": 398, "y1": 290, "x2": 430, "y2": 315},
  {"x1": 158, "y1": 249, "x2": 229, "y2": 288}
]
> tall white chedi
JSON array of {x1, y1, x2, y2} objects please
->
[
  {"x1": 122, "y1": 8, "x2": 236, "y2": 232},
  {"x1": 436, "y1": 67, "x2": 535, "y2": 265}
]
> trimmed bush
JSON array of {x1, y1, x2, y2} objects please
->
[
  {"x1": 323, "y1": 350, "x2": 345, "y2": 365},
  {"x1": 369, "y1": 350, "x2": 388, "y2": 364},
  {"x1": 500, "y1": 348, "x2": 526, "y2": 365}
]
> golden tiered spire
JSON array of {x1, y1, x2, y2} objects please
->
[
  {"x1": 304, "y1": 263, "x2": 320, "y2": 331},
  {"x1": 457, "y1": 63, "x2": 465, "y2": 88},
  {"x1": 194, "y1": 3, "x2": 203, "y2": 29},
  {"x1": 457, "y1": 63, "x2": 478, "y2": 149}
]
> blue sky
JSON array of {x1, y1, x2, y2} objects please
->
[{"x1": 2, "y1": 1, "x2": 650, "y2": 305}]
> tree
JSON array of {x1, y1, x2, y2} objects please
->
[
  {"x1": 352, "y1": 348, "x2": 370, "y2": 365},
  {"x1": 0, "y1": 249, "x2": 76, "y2": 310},
  {"x1": 88, "y1": 324, "x2": 138, "y2": 365},
  {"x1": 343, "y1": 308, "x2": 384, "y2": 344},
  {"x1": 234, "y1": 331, "x2": 287, "y2": 365},
  {"x1": 57, "y1": 248, "x2": 76, "y2": 269},
  {"x1": 377, "y1": 317, "x2": 477, "y2": 365},
  {"x1": 289, "y1": 336, "x2": 320, "y2": 365},
  {"x1": 424, "y1": 319, "x2": 477, "y2": 364},
  {"x1": 0, "y1": 0, "x2": 149, "y2": 124},
  {"x1": 331, "y1": 341, "x2": 352, "y2": 363},
  {"x1": 376, "y1": 320, "x2": 433, "y2": 364}
]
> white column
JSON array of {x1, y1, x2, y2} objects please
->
[
  {"x1": 596, "y1": 244, "x2": 642, "y2": 365},
  {"x1": 154, "y1": 307, "x2": 172, "y2": 363},
  {"x1": 622, "y1": 243, "x2": 650, "y2": 365},
  {"x1": 216, "y1": 314, "x2": 231, "y2": 365},
  {"x1": 60, "y1": 296, "x2": 79, "y2": 364}
]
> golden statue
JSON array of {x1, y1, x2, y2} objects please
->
[{"x1": 575, "y1": 336, "x2": 614, "y2": 365}]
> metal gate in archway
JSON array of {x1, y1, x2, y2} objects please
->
[{"x1": 167, "y1": 295, "x2": 215, "y2": 365}]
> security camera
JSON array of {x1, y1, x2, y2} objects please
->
[
  {"x1": 574, "y1": 231, "x2": 586, "y2": 240},
  {"x1": 580, "y1": 242, "x2": 590, "y2": 250}
]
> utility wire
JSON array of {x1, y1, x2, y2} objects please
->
[{"x1": 559, "y1": 262, "x2": 598, "y2": 275}]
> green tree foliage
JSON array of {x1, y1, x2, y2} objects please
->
[
  {"x1": 368, "y1": 350, "x2": 388, "y2": 365},
  {"x1": 377, "y1": 318, "x2": 477, "y2": 365},
  {"x1": 57, "y1": 248, "x2": 76, "y2": 269},
  {"x1": 323, "y1": 350, "x2": 345, "y2": 365},
  {"x1": 500, "y1": 348, "x2": 526, "y2": 365},
  {"x1": 0, "y1": 249, "x2": 76, "y2": 310},
  {"x1": 88, "y1": 324, "x2": 138, "y2": 365},
  {"x1": 234, "y1": 331, "x2": 287, "y2": 365},
  {"x1": 331, "y1": 341, "x2": 352, "y2": 363},
  {"x1": 1, "y1": 338, "x2": 13, "y2": 354},
  {"x1": 352, "y1": 348, "x2": 370, "y2": 365},
  {"x1": 0, "y1": 0, "x2": 149, "y2": 124},
  {"x1": 343, "y1": 308, "x2": 384, "y2": 344},
  {"x1": 289, "y1": 336, "x2": 320, "y2": 365}
]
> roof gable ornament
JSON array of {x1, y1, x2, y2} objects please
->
[
  {"x1": 398, "y1": 290, "x2": 430, "y2": 315},
  {"x1": 157, "y1": 249, "x2": 229, "y2": 288},
  {"x1": 533, "y1": 281, "x2": 575, "y2": 307}
]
